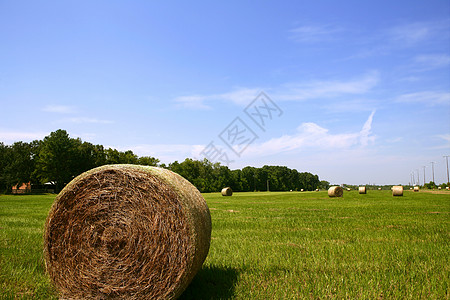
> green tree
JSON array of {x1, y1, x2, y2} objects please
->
[
  {"x1": 3, "y1": 141, "x2": 40, "y2": 191},
  {"x1": 319, "y1": 180, "x2": 330, "y2": 190},
  {"x1": 0, "y1": 142, "x2": 8, "y2": 192},
  {"x1": 424, "y1": 181, "x2": 437, "y2": 189},
  {"x1": 138, "y1": 156, "x2": 160, "y2": 166},
  {"x1": 36, "y1": 130, "x2": 80, "y2": 192},
  {"x1": 105, "y1": 148, "x2": 138, "y2": 164}
]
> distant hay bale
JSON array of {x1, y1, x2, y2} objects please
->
[
  {"x1": 414, "y1": 186, "x2": 419, "y2": 192},
  {"x1": 359, "y1": 186, "x2": 367, "y2": 194},
  {"x1": 328, "y1": 186, "x2": 343, "y2": 197},
  {"x1": 346, "y1": 188, "x2": 351, "y2": 191},
  {"x1": 392, "y1": 185, "x2": 403, "y2": 196},
  {"x1": 300, "y1": 189, "x2": 304, "y2": 192},
  {"x1": 378, "y1": 187, "x2": 382, "y2": 190},
  {"x1": 221, "y1": 187, "x2": 233, "y2": 196},
  {"x1": 438, "y1": 186, "x2": 442, "y2": 190},
  {"x1": 44, "y1": 164, "x2": 211, "y2": 300},
  {"x1": 315, "y1": 189, "x2": 319, "y2": 192}
]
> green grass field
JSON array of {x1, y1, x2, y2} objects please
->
[{"x1": 1, "y1": 191, "x2": 449, "y2": 299}]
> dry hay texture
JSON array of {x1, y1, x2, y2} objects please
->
[
  {"x1": 328, "y1": 186, "x2": 343, "y2": 197},
  {"x1": 392, "y1": 185, "x2": 404, "y2": 196},
  {"x1": 221, "y1": 187, "x2": 233, "y2": 196},
  {"x1": 358, "y1": 186, "x2": 367, "y2": 194},
  {"x1": 44, "y1": 164, "x2": 212, "y2": 300}
]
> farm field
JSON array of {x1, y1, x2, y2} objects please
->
[{"x1": 0, "y1": 190, "x2": 449, "y2": 299}]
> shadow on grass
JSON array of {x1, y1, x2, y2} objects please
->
[{"x1": 180, "y1": 265, "x2": 239, "y2": 300}]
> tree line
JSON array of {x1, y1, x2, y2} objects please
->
[{"x1": 0, "y1": 129, "x2": 323, "y2": 193}]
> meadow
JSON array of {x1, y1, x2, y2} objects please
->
[{"x1": 0, "y1": 190, "x2": 449, "y2": 299}]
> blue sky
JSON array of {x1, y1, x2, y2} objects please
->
[{"x1": 1, "y1": 1, "x2": 449, "y2": 185}]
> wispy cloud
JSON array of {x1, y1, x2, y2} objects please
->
[
  {"x1": 276, "y1": 71, "x2": 379, "y2": 101},
  {"x1": 288, "y1": 24, "x2": 343, "y2": 43},
  {"x1": 61, "y1": 117, "x2": 113, "y2": 124},
  {"x1": 0, "y1": 130, "x2": 48, "y2": 144},
  {"x1": 174, "y1": 95, "x2": 211, "y2": 110},
  {"x1": 414, "y1": 54, "x2": 450, "y2": 69},
  {"x1": 116, "y1": 143, "x2": 201, "y2": 163},
  {"x1": 396, "y1": 91, "x2": 450, "y2": 105},
  {"x1": 218, "y1": 88, "x2": 262, "y2": 105},
  {"x1": 42, "y1": 105, "x2": 77, "y2": 114},
  {"x1": 174, "y1": 72, "x2": 378, "y2": 110},
  {"x1": 173, "y1": 87, "x2": 261, "y2": 109},
  {"x1": 388, "y1": 22, "x2": 433, "y2": 45},
  {"x1": 437, "y1": 134, "x2": 450, "y2": 143},
  {"x1": 244, "y1": 111, "x2": 376, "y2": 157},
  {"x1": 346, "y1": 19, "x2": 450, "y2": 60}
]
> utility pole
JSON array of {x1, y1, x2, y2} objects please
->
[
  {"x1": 444, "y1": 156, "x2": 450, "y2": 185},
  {"x1": 412, "y1": 172, "x2": 415, "y2": 185},
  {"x1": 422, "y1": 166, "x2": 426, "y2": 186},
  {"x1": 430, "y1": 162, "x2": 435, "y2": 184},
  {"x1": 267, "y1": 180, "x2": 269, "y2": 192},
  {"x1": 416, "y1": 169, "x2": 420, "y2": 186}
]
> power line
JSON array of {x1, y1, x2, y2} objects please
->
[
  {"x1": 422, "y1": 166, "x2": 426, "y2": 185},
  {"x1": 430, "y1": 161, "x2": 435, "y2": 184},
  {"x1": 444, "y1": 156, "x2": 450, "y2": 185}
]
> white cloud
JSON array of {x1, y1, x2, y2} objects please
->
[
  {"x1": 346, "y1": 20, "x2": 450, "y2": 60},
  {"x1": 173, "y1": 87, "x2": 262, "y2": 109},
  {"x1": 61, "y1": 117, "x2": 113, "y2": 124},
  {"x1": 244, "y1": 111, "x2": 376, "y2": 157},
  {"x1": 173, "y1": 72, "x2": 378, "y2": 110},
  {"x1": 42, "y1": 105, "x2": 77, "y2": 114},
  {"x1": 388, "y1": 22, "x2": 432, "y2": 45},
  {"x1": 0, "y1": 130, "x2": 48, "y2": 144},
  {"x1": 396, "y1": 91, "x2": 450, "y2": 105},
  {"x1": 115, "y1": 143, "x2": 202, "y2": 164},
  {"x1": 288, "y1": 24, "x2": 343, "y2": 43},
  {"x1": 173, "y1": 95, "x2": 211, "y2": 110},
  {"x1": 414, "y1": 54, "x2": 450, "y2": 69},
  {"x1": 276, "y1": 71, "x2": 379, "y2": 101},
  {"x1": 218, "y1": 88, "x2": 262, "y2": 105},
  {"x1": 437, "y1": 134, "x2": 450, "y2": 143}
]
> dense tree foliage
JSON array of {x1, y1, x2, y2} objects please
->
[{"x1": 0, "y1": 129, "x2": 321, "y2": 193}]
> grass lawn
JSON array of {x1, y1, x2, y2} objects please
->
[{"x1": 1, "y1": 190, "x2": 449, "y2": 299}]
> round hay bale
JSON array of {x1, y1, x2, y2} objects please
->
[
  {"x1": 328, "y1": 186, "x2": 343, "y2": 197},
  {"x1": 43, "y1": 164, "x2": 211, "y2": 300},
  {"x1": 300, "y1": 189, "x2": 304, "y2": 192},
  {"x1": 392, "y1": 185, "x2": 403, "y2": 196},
  {"x1": 414, "y1": 186, "x2": 419, "y2": 192},
  {"x1": 221, "y1": 187, "x2": 233, "y2": 196},
  {"x1": 315, "y1": 189, "x2": 319, "y2": 192},
  {"x1": 438, "y1": 186, "x2": 442, "y2": 190},
  {"x1": 359, "y1": 186, "x2": 367, "y2": 194}
]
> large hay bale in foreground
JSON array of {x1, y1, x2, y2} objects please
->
[
  {"x1": 328, "y1": 186, "x2": 343, "y2": 197},
  {"x1": 359, "y1": 186, "x2": 367, "y2": 194},
  {"x1": 392, "y1": 185, "x2": 403, "y2": 196},
  {"x1": 221, "y1": 187, "x2": 233, "y2": 196},
  {"x1": 44, "y1": 164, "x2": 211, "y2": 300}
]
